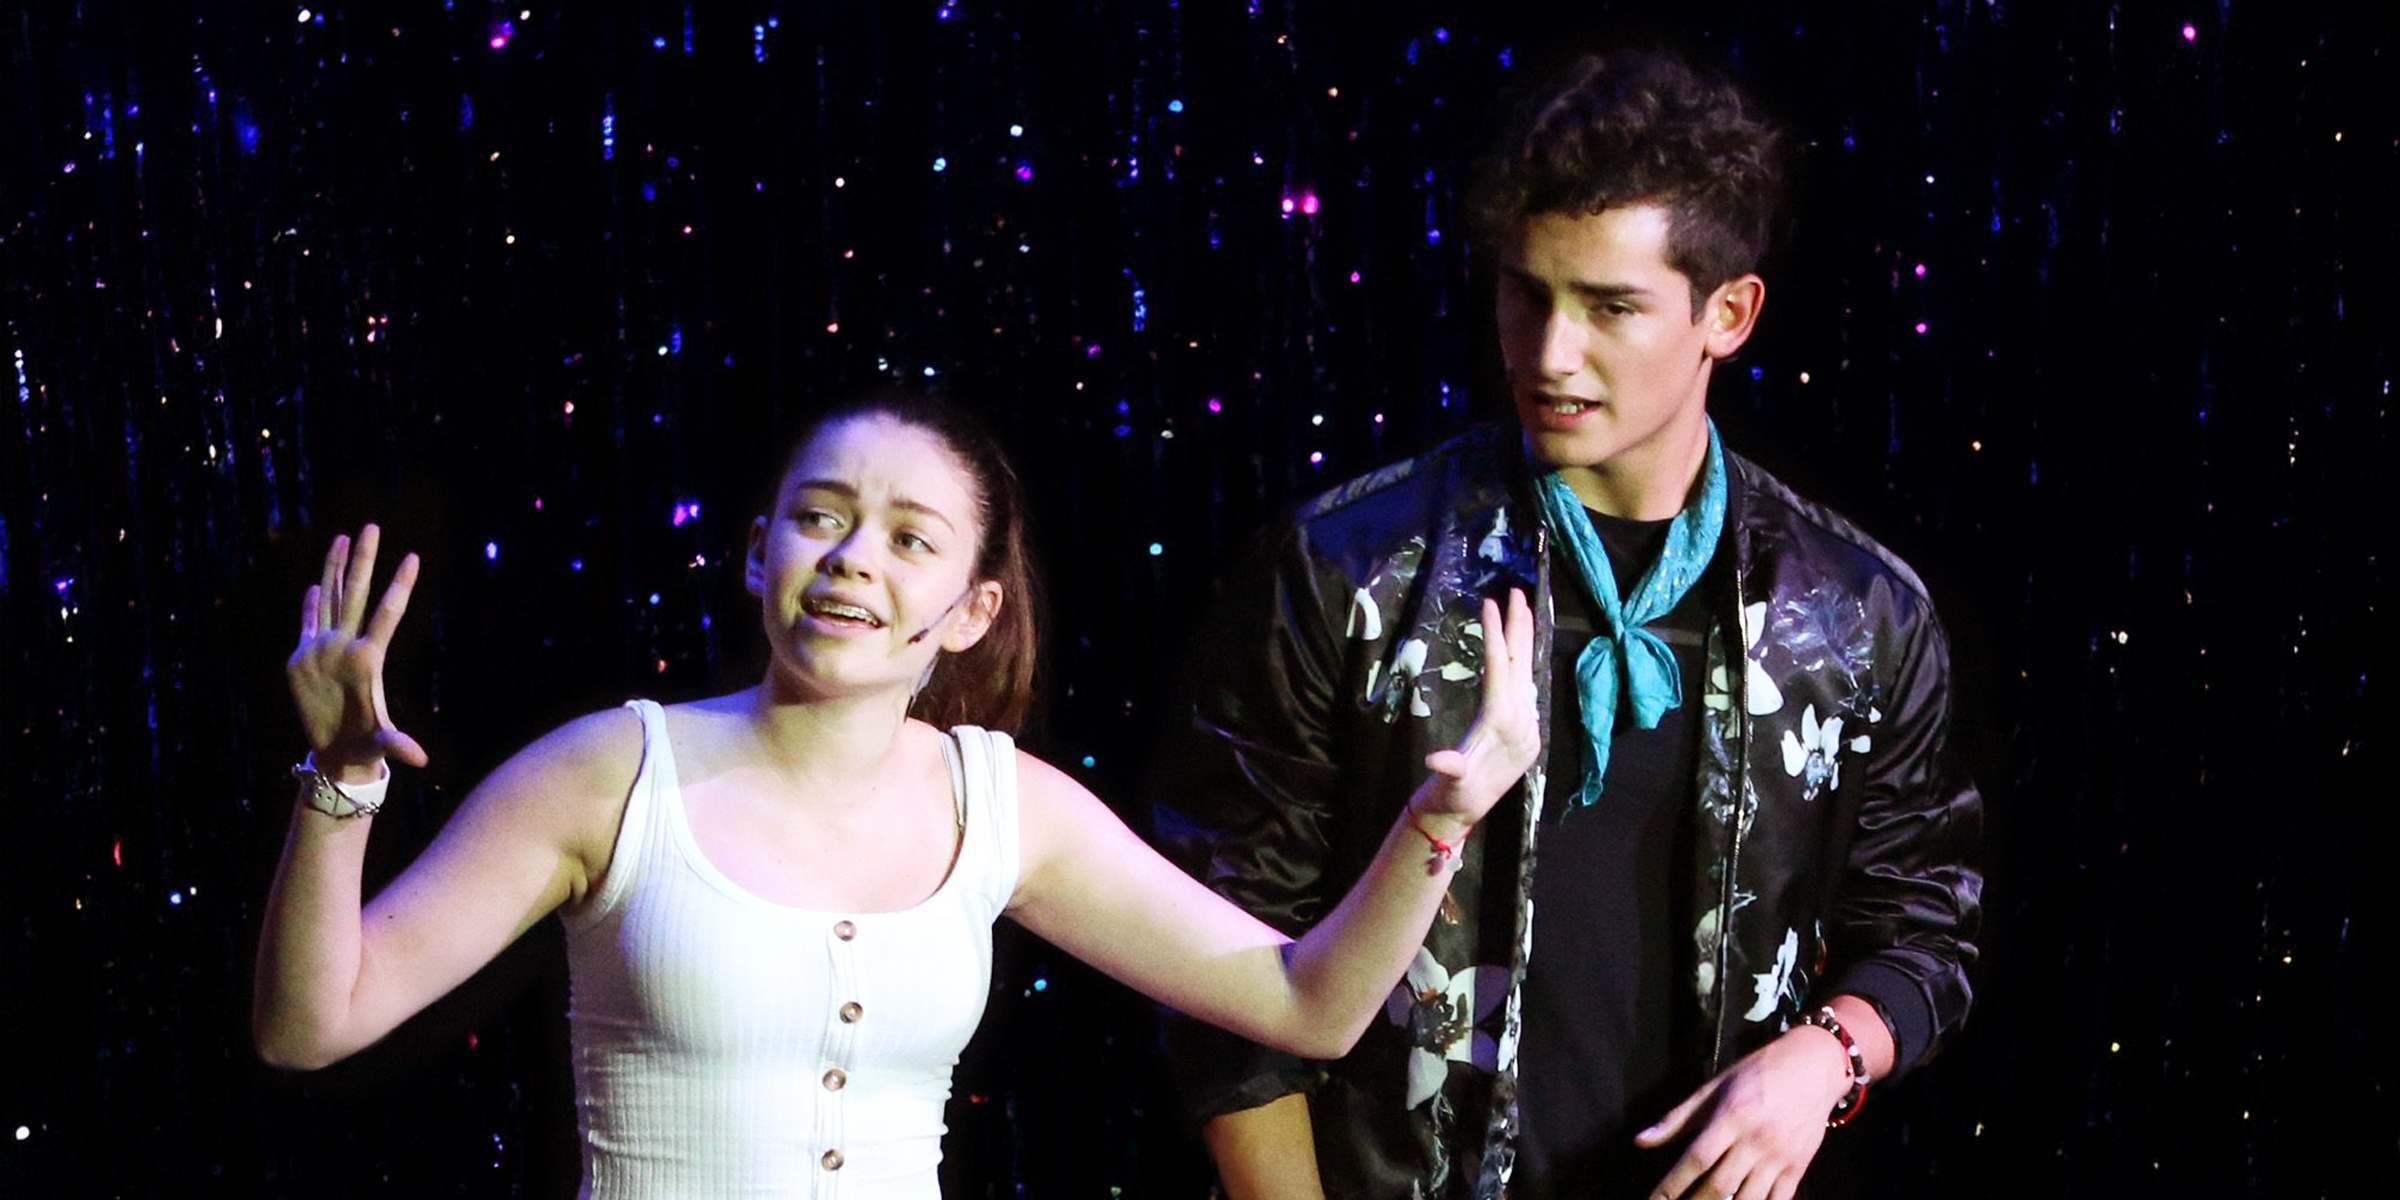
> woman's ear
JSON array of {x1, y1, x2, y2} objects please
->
[
  {"x1": 744, "y1": 515, "x2": 770, "y2": 596},
  {"x1": 940, "y1": 580, "x2": 1005, "y2": 653}
]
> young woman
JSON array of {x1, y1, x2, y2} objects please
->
[{"x1": 254, "y1": 391, "x2": 1537, "y2": 1198}]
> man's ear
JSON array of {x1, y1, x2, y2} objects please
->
[
  {"x1": 1703, "y1": 274, "x2": 1765, "y2": 359},
  {"x1": 941, "y1": 580, "x2": 1005, "y2": 653},
  {"x1": 744, "y1": 515, "x2": 769, "y2": 596}
]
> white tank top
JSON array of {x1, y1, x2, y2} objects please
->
[{"x1": 562, "y1": 700, "x2": 1020, "y2": 1199}]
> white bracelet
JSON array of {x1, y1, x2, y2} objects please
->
[{"x1": 293, "y1": 756, "x2": 391, "y2": 819}]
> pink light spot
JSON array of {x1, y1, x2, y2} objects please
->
[
  {"x1": 490, "y1": 35, "x2": 508, "y2": 50},
  {"x1": 1206, "y1": 398, "x2": 1223, "y2": 413},
  {"x1": 1914, "y1": 263, "x2": 1927, "y2": 277},
  {"x1": 2182, "y1": 24, "x2": 2196, "y2": 41},
  {"x1": 1300, "y1": 193, "x2": 1319, "y2": 215},
  {"x1": 1280, "y1": 197, "x2": 1296, "y2": 214},
  {"x1": 1349, "y1": 271, "x2": 1361, "y2": 283},
  {"x1": 1914, "y1": 322, "x2": 1929, "y2": 335}
]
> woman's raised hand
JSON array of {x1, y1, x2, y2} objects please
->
[
  {"x1": 1418, "y1": 589, "x2": 1540, "y2": 824},
  {"x1": 287, "y1": 524, "x2": 426, "y2": 775}
]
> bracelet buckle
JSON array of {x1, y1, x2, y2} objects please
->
[{"x1": 292, "y1": 757, "x2": 386, "y2": 819}]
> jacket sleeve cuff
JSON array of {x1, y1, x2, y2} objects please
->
[
  {"x1": 1823, "y1": 960, "x2": 1937, "y2": 1080},
  {"x1": 1161, "y1": 1012, "x2": 1324, "y2": 1127}
]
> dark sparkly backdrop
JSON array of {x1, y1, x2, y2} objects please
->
[{"x1": 3, "y1": 2, "x2": 2393, "y2": 1197}]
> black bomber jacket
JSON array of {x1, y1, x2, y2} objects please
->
[{"x1": 1153, "y1": 425, "x2": 1983, "y2": 1200}]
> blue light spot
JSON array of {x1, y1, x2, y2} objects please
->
[
  {"x1": 1434, "y1": 27, "x2": 1449, "y2": 42},
  {"x1": 1148, "y1": 542, "x2": 1163, "y2": 556},
  {"x1": 931, "y1": 156, "x2": 947, "y2": 172},
  {"x1": 1113, "y1": 424, "x2": 1132, "y2": 438},
  {"x1": 649, "y1": 593, "x2": 661, "y2": 605},
  {"x1": 1081, "y1": 756, "x2": 1096, "y2": 768},
  {"x1": 570, "y1": 559, "x2": 584, "y2": 571},
  {"x1": 652, "y1": 36, "x2": 666, "y2": 50},
  {"x1": 1426, "y1": 228, "x2": 1442, "y2": 245},
  {"x1": 169, "y1": 892, "x2": 183, "y2": 907},
  {"x1": 1750, "y1": 366, "x2": 1764, "y2": 381},
  {"x1": 1167, "y1": 99, "x2": 1184, "y2": 113},
  {"x1": 922, "y1": 365, "x2": 937, "y2": 377},
  {"x1": 1032, "y1": 977, "x2": 1049, "y2": 992},
  {"x1": 485, "y1": 541, "x2": 499, "y2": 561}
]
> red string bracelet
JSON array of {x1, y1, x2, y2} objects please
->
[{"x1": 1408, "y1": 807, "x2": 1468, "y2": 865}]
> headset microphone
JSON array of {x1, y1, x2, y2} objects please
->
[{"x1": 905, "y1": 587, "x2": 976, "y2": 646}]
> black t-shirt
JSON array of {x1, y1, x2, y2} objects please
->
[{"x1": 1512, "y1": 507, "x2": 1719, "y2": 1199}]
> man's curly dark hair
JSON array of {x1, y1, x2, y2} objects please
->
[{"x1": 1461, "y1": 48, "x2": 1786, "y2": 316}]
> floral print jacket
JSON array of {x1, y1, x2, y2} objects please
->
[{"x1": 1153, "y1": 426, "x2": 1982, "y2": 1200}]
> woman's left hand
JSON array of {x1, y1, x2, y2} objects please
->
[{"x1": 1417, "y1": 589, "x2": 1540, "y2": 824}]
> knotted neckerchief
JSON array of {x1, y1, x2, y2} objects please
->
[{"x1": 1533, "y1": 421, "x2": 1728, "y2": 807}]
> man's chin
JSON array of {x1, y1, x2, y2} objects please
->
[{"x1": 1519, "y1": 422, "x2": 1621, "y2": 472}]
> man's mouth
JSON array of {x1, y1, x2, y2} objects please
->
[{"x1": 1530, "y1": 395, "x2": 1602, "y2": 416}]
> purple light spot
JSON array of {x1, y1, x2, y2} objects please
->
[
  {"x1": 62, "y1": 161, "x2": 75, "y2": 174},
  {"x1": 1206, "y1": 398, "x2": 1223, "y2": 413},
  {"x1": 1084, "y1": 343, "x2": 1103, "y2": 358},
  {"x1": 1280, "y1": 196, "x2": 1296, "y2": 214},
  {"x1": 672, "y1": 502, "x2": 700, "y2": 527},
  {"x1": 1309, "y1": 451, "x2": 1325, "y2": 465},
  {"x1": 1015, "y1": 163, "x2": 1033, "y2": 181},
  {"x1": 485, "y1": 542, "x2": 499, "y2": 561},
  {"x1": 1434, "y1": 27, "x2": 1449, "y2": 42},
  {"x1": 1426, "y1": 228, "x2": 1442, "y2": 244}
]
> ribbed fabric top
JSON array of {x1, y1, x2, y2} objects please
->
[{"x1": 562, "y1": 700, "x2": 1021, "y2": 1199}]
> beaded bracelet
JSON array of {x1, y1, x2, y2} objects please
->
[{"x1": 1798, "y1": 1005, "x2": 1871, "y2": 1127}]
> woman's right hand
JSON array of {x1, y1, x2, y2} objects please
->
[{"x1": 287, "y1": 524, "x2": 426, "y2": 778}]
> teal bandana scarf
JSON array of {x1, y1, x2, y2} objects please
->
[{"x1": 1533, "y1": 421, "x2": 1729, "y2": 807}]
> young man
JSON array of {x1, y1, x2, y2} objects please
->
[{"x1": 1154, "y1": 49, "x2": 1981, "y2": 1200}]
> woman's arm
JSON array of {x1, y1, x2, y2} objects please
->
[
  {"x1": 253, "y1": 527, "x2": 632, "y2": 1068},
  {"x1": 1008, "y1": 593, "x2": 1536, "y2": 1059}
]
